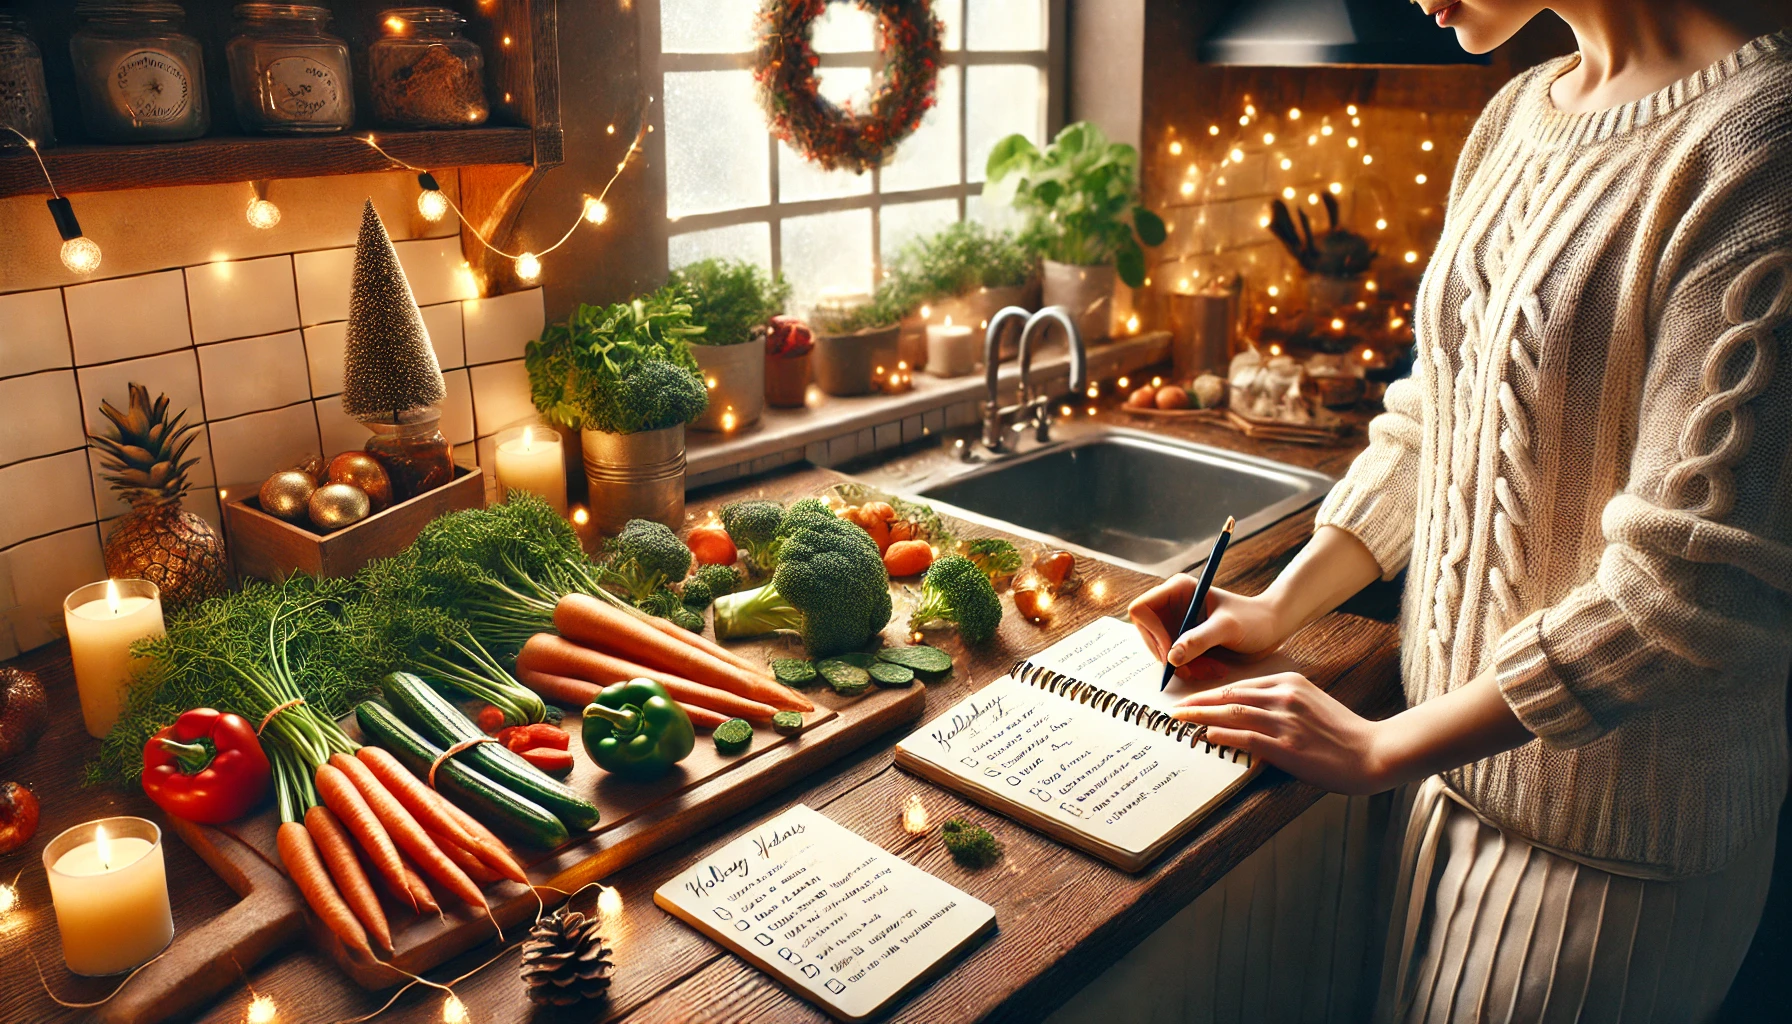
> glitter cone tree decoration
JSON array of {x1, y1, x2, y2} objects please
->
[{"x1": 341, "y1": 199, "x2": 446, "y2": 424}]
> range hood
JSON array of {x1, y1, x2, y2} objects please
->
[{"x1": 1196, "y1": 0, "x2": 1491, "y2": 66}]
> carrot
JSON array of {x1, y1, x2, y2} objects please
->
[
  {"x1": 304, "y1": 805, "x2": 393, "y2": 954},
  {"x1": 625, "y1": 595, "x2": 765, "y2": 676},
  {"x1": 430, "y1": 831, "x2": 501, "y2": 886},
  {"x1": 518, "y1": 634, "x2": 779, "y2": 721},
  {"x1": 396, "y1": 854, "x2": 441, "y2": 916},
  {"x1": 426, "y1": 789, "x2": 527, "y2": 883},
  {"x1": 330, "y1": 753, "x2": 487, "y2": 913},
  {"x1": 883, "y1": 539, "x2": 933, "y2": 577},
  {"x1": 679, "y1": 702, "x2": 730, "y2": 730},
  {"x1": 277, "y1": 821, "x2": 371, "y2": 956},
  {"x1": 554, "y1": 594, "x2": 811, "y2": 712},
  {"x1": 314, "y1": 762, "x2": 417, "y2": 913},
  {"x1": 354, "y1": 747, "x2": 477, "y2": 852}
]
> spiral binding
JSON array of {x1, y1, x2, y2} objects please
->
[{"x1": 1010, "y1": 660, "x2": 1251, "y2": 765}]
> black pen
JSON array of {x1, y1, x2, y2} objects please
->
[{"x1": 1161, "y1": 516, "x2": 1235, "y2": 690}]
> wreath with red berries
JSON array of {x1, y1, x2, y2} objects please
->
[{"x1": 754, "y1": 0, "x2": 944, "y2": 174}]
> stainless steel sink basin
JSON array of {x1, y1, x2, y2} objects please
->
[{"x1": 906, "y1": 428, "x2": 1334, "y2": 576}]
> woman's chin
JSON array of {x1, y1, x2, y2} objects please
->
[{"x1": 1432, "y1": 2, "x2": 1527, "y2": 55}]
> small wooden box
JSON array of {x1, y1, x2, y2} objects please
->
[{"x1": 224, "y1": 466, "x2": 486, "y2": 580}]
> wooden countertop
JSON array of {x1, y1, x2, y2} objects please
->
[{"x1": 0, "y1": 411, "x2": 1402, "y2": 1024}]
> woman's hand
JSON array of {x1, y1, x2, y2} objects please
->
[
  {"x1": 1128, "y1": 576, "x2": 1288, "y2": 680},
  {"x1": 1171, "y1": 673, "x2": 1392, "y2": 795}
]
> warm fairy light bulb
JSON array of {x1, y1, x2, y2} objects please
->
[
  {"x1": 1168, "y1": 140, "x2": 1183, "y2": 155},
  {"x1": 598, "y1": 885, "x2": 623, "y2": 917},
  {"x1": 0, "y1": 882, "x2": 17, "y2": 919},
  {"x1": 1180, "y1": 180, "x2": 1194, "y2": 197},
  {"x1": 1258, "y1": 215, "x2": 1270, "y2": 228},
  {"x1": 705, "y1": 376, "x2": 718, "y2": 390},
  {"x1": 1268, "y1": 305, "x2": 1278, "y2": 314},
  {"x1": 1281, "y1": 186, "x2": 1296, "y2": 200},
  {"x1": 1086, "y1": 383, "x2": 1099, "y2": 398},
  {"x1": 572, "y1": 506, "x2": 589, "y2": 526},
  {"x1": 1421, "y1": 139, "x2": 1434, "y2": 151},
  {"x1": 442, "y1": 993, "x2": 468, "y2": 1024},
  {"x1": 1363, "y1": 154, "x2": 1374, "y2": 165},
  {"x1": 418, "y1": 188, "x2": 449, "y2": 221},
  {"x1": 1362, "y1": 347, "x2": 1375, "y2": 361},
  {"x1": 1307, "y1": 193, "x2": 1320, "y2": 205},
  {"x1": 722, "y1": 411, "x2": 737, "y2": 430},
  {"x1": 1390, "y1": 316, "x2": 1405, "y2": 329},
  {"x1": 1126, "y1": 314, "x2": 1140, "y2": 333},
  {"x1": 1117, "y1": 376, "x2": 1130, "y2": 388},
  {"x1": 901, "y1": 793, "x2": 929, "y2": 834},
  {"x1": 1351, "y1": 117, "x2": 1362, "y2": 127},
  {"x1": 1208, "y1": 124, "x2": 1219, "y2": 135},
  {"x1": 1321, "y1": 124, "x2": 1333, "y2": 136},
  {"x1": 246, "y1": 994, "x2": 278, "y2": 1024},
  {"x1": 1404, "y1": 251, "x2": 1420, "y2": 263},
  {"x1": 1267, "y1": 285, "x2": 1279, "y2": 297},
  {"x1": 246, "y1": 197, "x2": 281, "y2": 229},
  {"x1": 1059, "y1": 404, "x2": 1072, "y2": 418},
  {"x1": 1151, "y1": 376, "x2": 1163, "y2": 387},
  {"x1": 1244, "y1": 103, "x2": 1256, "y2": 116},
  {"x1": 1238, "y1": 115, "x2": 1249, "y2": 125},
  {"x1": 1262, "y1": 132, "x2": 1275, "y2": 144},
  {"x1": 1375, "y1": 218, "x2": 1388, "y2": 231},
  {"x1": 1328, "y1": 182, "x2": 1342, "y2": 194},
  {"x1": 1279, "y1": 158, "x2": 1292, "y2": 170},
  {"x1": 1365, "y1": 279, "x2": 1378, "y2": 291},
  {"x1": 582, "y1": 196, "x2": 609, "y2": 224},
  {"x1": 515, "y1": 251, "x2": 541, "y2": 282},
  {"x1": 1268, "y1": 343, "x2": 1283, "y2": 356},
  {"x1": 61, "y1": 235, "x2": 102, "y2": 274},
  {"x1": 1346, "y1": 104, "x2": 1359, "y2": 116},
  {"x1": 1347, "y1": 136, "x2": 1359, "y2": 148},
  {"x1": 1307, "y1": 134, "x2": 1317, "y2": 145},
  {"x1": 1331, "y1": 318, "x2": 1345, "y2": 331},
  {"x1": 1229, "y1": 148, "x2": 1244, "y2": 162},
  {"x1": 1415, "y1": 173, "x2": 1428, "y2": 184}
]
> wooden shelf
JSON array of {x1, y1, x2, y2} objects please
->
[{"x1": 0, "y1": 127, "x2": 537, "y2": 199}]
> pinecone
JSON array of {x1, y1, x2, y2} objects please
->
[
  {"x1": 89, "y1": 383, "x2": 228, "y2": 611},
  {"x1": 519, "y1": 908, "x2": 614, "y2": 1006}
]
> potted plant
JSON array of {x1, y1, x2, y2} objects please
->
[
  {"x1": 668, "y1": 258, "x2": 791, "y2": 431},
  {"x1": 984, "y1": 121, "x2": 1166, "y2": 343},
  {"x1": 525, "y1": 289, "x2": 709, "y2": 533},
  {"x1": 808, "y1": 289, "x2": 906, "y2": 397},
  {"x1": 764, "y1": 314, "x2": 815, "y2": 408},
  {"x1": 885, "y1": 221, "x2": 1038, "y2": 367}
]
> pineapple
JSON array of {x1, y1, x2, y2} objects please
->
[{"x1": 89, "y1": 384, "x2": 229, "y2": 610}]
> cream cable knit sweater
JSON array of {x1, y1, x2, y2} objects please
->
[{"x1": 1318, "y1": 32, "x2": 1792, "y2": 878}]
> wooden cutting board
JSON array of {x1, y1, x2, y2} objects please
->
[{"x1": 159, "y1": 678, "x2": 926, "y2": 994}]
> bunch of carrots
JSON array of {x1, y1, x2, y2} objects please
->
[{"x1": 515, "y1": 592, "x2": 812, "y2": 726}]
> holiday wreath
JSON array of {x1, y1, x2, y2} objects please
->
[{"x1": 754, "y1": 0, "x2": 944, "y2": 174}]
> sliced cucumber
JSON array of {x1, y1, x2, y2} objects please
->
[
  {"x1": 868, "y1": 662, "x2": 915, "y2": 687},
  {"x1": 772, "y1": 711, "x2": 805, "y2": 735},
  {"x1": 876, "y1": 644, "x2": 954, "y2": 681},
  {"x1": 772, "y1": 658, "x2": 818, "y2": 688},
  {"x1": 817, "y1": 659, "x2": 872, "y2": 696},
  {"x1": 714, "y1": 718, "x2": 754, "y2": 755}
]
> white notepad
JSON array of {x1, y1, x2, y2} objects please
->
[
  {"x1": 653, "y1": 804, "x2": 997, "y2": 1022},
  {"x1": 894, "y1": 616, "x2": 1291, "y2": 872}
]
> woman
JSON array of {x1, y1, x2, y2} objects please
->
[{"x1": 1131, "y1": 2, "x2": 1790, "y2": 1020}]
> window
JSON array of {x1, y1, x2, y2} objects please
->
[{"x1": 656, "y1": 0, "x2": 1061, "y2": 310}]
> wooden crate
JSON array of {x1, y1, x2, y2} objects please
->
[{"x1": 224, "y1": 466, "x2": 485, "y2": 580}]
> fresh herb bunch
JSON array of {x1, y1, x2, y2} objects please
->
[
  {"x1": 984, "y1": 121, "x2": 1168, "y2": 288},
  {"x1": 942, "y1": 817, "x2": 1001, "y2": 867},
  {"x1": 810, "y1": 286, "x2": 910, "y2": 335},
  {"x1": 884, "y1": 221, "x2": 1034, "y2": 312},
  {"x1": 526, "y1": 290, "x2": 710, "y2": 434},
  {"x1": 668, "y1": 258, "x2": 791, "y2": 346}
]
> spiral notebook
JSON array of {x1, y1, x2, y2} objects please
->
[{"x1": 894, "y1": 616, "x2": 1294, "y2": 872}]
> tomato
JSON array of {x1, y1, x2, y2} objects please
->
[{"x1": 687, "y1": 525, "x2": 738, "y2": 566}]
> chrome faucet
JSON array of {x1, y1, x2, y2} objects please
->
[{"x1": 979, "y1": 305, "x2": 1087, "y2": 452}]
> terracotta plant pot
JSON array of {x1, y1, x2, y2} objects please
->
[
  {"x1": 1043, "y1": 260, "x2": 1117, "y2": 344},
  {"x1": 812, "y1": 324, "x2": 901, "y2": 397},
  {"x1": 690, "y1": 335, "x2": 766, "y2": 432},
  {"x1": 580, "y1": 424, "x2": 685, "y2": 534},
  {"x1": 765, "y1": 351, "x2": 811, "y2": 408}
]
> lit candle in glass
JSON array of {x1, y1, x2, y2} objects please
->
[
  {"x1": 925, "y1": 316, "x2": 977, "y2": 377},
  {"x1": 43, "y1": 817, "x2": 174, "y2": 976},
  {"x1": 63, "y1": 579, "x2": 165, "y2": 738},
  {"x1": 494, "y1": 425, "x2": 568, "y2": 516}
]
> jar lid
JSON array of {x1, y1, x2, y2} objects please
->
[
  {"x1": 233, "y1": 3, "x2": 331, "y2": 20},
  {"x1": 76, "y1": 1, "x2": 188, "y2": 18},
  {"x1": 378, "y1": 6, "x2": 466, "y2": 26}
]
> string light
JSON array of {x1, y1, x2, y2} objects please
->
[
  {"x1": 1365, "y1": 279, "x2": 1378, "y2": 291},
  {"x1": 1328, "y1": 181, "x2": 1342, "y2": 194},
  {"x1": 416, "y1": 171, "x2": 449, "y2": 221},
  {"x1": 441, "y1": 993, "x2": 469, "y2": 1023},
  {"x1": 246, "y1": 180, "x2": 281, "y2": 229},
  {"x1": 1347, "y1": 136, "x2": 1359, "y2": 148},
  {"x1": 1180, "y1": 180, "x2": 1195, "y2": 196},
  {"x1": 1321, "y1": 124, "x2": 1333, "y2": 136},
  {"x1": 1279, "y1": 158, "x2": 1292, "y2": 170},
  {"x1": 1117, "y1": 376, "x2": 1130, "y2": 388},
  {"x1": 1238, "y1": 115, "x2": 1249, "y2": 125},
  {"x1": 598, "y1": 885, "x2": 623, "y2": 917},
  {"x1": 1261, "y1": 132, "x2": 1275, "y2": 144},
  {"x1": 0, "y1": 880, "x2": 16, "y2": 920},
  {"x1": 571, "y1": 506, "x2": 590, "y2": 526},
  {"x1": 1287, "y1": 107, "x2": 1301, "y2": 119},
  {"x1": 1421, "y1": 139, "x2": 1434, "y2": 151},
  {"x1": 245, "y1": 993, "x2": 278, "y2": 1023},
  {"x1": 582, "y1": 196, "x2": 609, "y2": 224},
  {"x1": 1404, "y1": 251, "x2": 1420, "y2": 263},
  {"x1": 1168, "y1": 140, "x2": 1183, "y2": 155},
  {"x1": 1375, "y1": 218, "x2": 1388, "y2": 230},
  {"x1": 1228, "y1": 148, "x2": 1244, "y2": 162},
  {"x1": 514, "y1": 252, "x2": 541, "y2": 282},
  {"x1": 4, "y1": 127, "x2": 102, "y2": 274},
  {"x1": 902, "y1": 794, "x2": 930, "y2": 834},
  {"x1": 1363, "y1": 154, "x2": 1373, "y2": 165},
  {"x1": 1281, "y1": 186, "x2": 1296, "y2": 200},
  {"x1": 1346, "y1": 104, "x2": 1358, "y2": 115},
  {"x1": 1244, "y1": 103, "x2": 1256, "y2": 116}
]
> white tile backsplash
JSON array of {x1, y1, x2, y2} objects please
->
[
  {"x1": 395, "y1": 237, "x2": 479, "y2": 307},
  {"x1": 0, "y1": 524, "x2": 105, "y2": 655},
  {"x1": 462, "y1": 288, "x2": 545, "y2": 365},
  {"x1": 468, "y1": 359, "x2": 535, "y2": 437},
  {"x1": 293, "y1": 246, "x2": 355, "y2": 326},
  {"x1": 77, "y1": 349, "x2": 206, "y2": 436},
  {"x1": 0, "y1": 288, "x2": 72, "y2": 376},
  {"x1": 442, "y1": 368, "x2": 474, "y2": 445},
  {"x1": 303, "y1": 320, "x2": 347, "y2": 397},
  {"x1": 64, "y1": 270, "x2": 190, "y2": 365},
  {"x1": 197, "y1": 330, "x2": 312, "y2": 420},
  {"x1": 206, "y1": 401, "x2": 322, "y2": 490},
  {"x1": 0, "y1": 451, "x2": 95, "y2": 548},
  {"x1": 186, "y1": 255, "x2": 301, "y2": 344},
  {"x1": 0, "y1": 369, "x2": 86, "y2": 464},
  {"x1": 313, "y1": 394, "x2": 368, "y2": 458},
  {"x1": 422, "y1": 301, "x2": 465, "y2": 370}
]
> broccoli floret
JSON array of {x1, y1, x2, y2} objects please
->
[
  {"x1": 963, "y1": 538, "x2": 1023, "y2": 581},
  {"x1": 602, "y1": 519, "x2": 693, "y2": 602},
  {"x1": 596, "y1": 357, "x2": 708, "y2": 435},
  {"x1": 714, "y1": 510, "x2": 892, "y2": 657},
  {"x1": 720, "y1": 499, "x2": 787, "y2": 571},
  {"x1": 634, "y1": 588, "x2": 705, "y2": 632},
  {"x1": 942, "y1": 818, "x2": 1002, "y2": 868},
  {"x1": 680, "y1": 563, "x2": 744, "y2": 609},
  {"x1": 672, "y1": 604, "x2": 705, "y2": 632},
  {"x1": 909, "y1": 555, "x2": 1003, "y2": 645}
]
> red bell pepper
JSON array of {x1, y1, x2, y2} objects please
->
[{"x1": 141, "y1": 708, "x2": 272, "y2": 824}]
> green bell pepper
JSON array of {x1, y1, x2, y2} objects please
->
[{"x1": 581, "y1": 678, "x2": 695, "y2": 781}]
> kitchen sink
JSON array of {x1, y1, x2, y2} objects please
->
[{"x1": 897, "y1": 428, "x2": 1334, "y2": 577}]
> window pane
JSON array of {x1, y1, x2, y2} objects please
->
[
  {"x1": 661, "y1": 0, "x2": 754, "y2": 53},
  {"x1": 669, "y1": 223, "x2": 772, "y2": 270},
  {"x1": 665, "y1": 70, "x2": 769, "y2": 218},
  {"x1": 938, "y1": 0, "x2": 963, "y2": 50},
  {"x1": 968, "y1": 0, "x2": 1044, "y2": 50},
  {"x1": 779, "y1": 67, "x2": 875, "y2": 202},
  {"x1": 966, "y1": 64, "x2": 1043, "y2": 183},
  {"x1": 881, "y1": 199, "x2": 960, "y2": 263},
  {"x1": 781, "y1": 208, "x2": 873, "y2": 313},
  {"x1": 881, "y1": 66, "x2": 960, "y2": 193},
  {"x1": 812, "y1": 3, "x2": 876, "y2": 52}
]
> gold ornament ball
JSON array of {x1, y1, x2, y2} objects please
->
[
  {"x1": 294, "y1": 452, "x2": 327, "y2": 485},
  {"x1": 328, "y1": 452, "x2": 394, "y2": 512},
  {"x1": 309, "y1": 483, "x2": 371, "y2": 532},
  {"x1": 260, "y1": 470, "x2": 317, "y2": 522}
]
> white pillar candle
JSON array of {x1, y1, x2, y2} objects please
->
[
  {"x1": 43, "y1": 817, "x2": 174, "y2": 976},
  {"x1": 63, "y1": 579, "x2": 165, "y2": 739},
  {"x1": 494, "y1": 425, "x2": 568, "y2": 516},
  {"x1": 926, "y1": 317, "x2": 978, "y2": 377}
]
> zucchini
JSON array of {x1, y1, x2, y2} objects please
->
[
  {"x1": 714, "y1": 718, "x2": 754, "y2": 755},
  {"x1": 381, "y1": 671, "x2": 600, "y2": 832},
  {"x1": 772, "y1": 711, "x2": 805, "y2": 736},
  {"x1": 355, "y1": 700, "x2": 568, "y2": 848},
  {"x1": 817, "y1": 659, "x2": 871, "y2": 696},
  {"x1": 772, "y1": 658, "x2": 818, "y2": 688},
  {"x1": 868, "y1": 662, "x2": 915, "y2": 687},
  {"x1": 876, "y1": 644, "x2": 954, "y2": 681}
]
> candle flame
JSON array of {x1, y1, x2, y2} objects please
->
[
  {"x1": 943, "y1": 314, "x2": 952, "y2": 328},
  {"x1": 520, "y1": 426, "x2": 534, "y2": 451},
  {"x1": 106, "y1": 580, "x2": 121, "y2": 616},
  {"x1": 901, "y1": 794, "x2": 929, "y2": 834},
  {"x1": 95, "y1": 825, "x2": 111, "y2": 869}
]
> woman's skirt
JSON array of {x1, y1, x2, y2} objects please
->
[{"x1": 1378, "y1": 777, "x2": 1777, "y2": 1024}]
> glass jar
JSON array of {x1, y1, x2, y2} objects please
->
[
  {"x1": 364, "y1": 414, "x2": 455, "y2": 501},
  {"x1": 368, "y1": 7, "x2": 488, "y2": 129},
  {"x1": 0, "y1": 13, "x2": 54, "y2": 146},
  {"x1": 226, "y1": 4, "x2": 352, "y2": 134},
  {"x1": 69, "y1": 1, "x2": 208, "y2": 143}
]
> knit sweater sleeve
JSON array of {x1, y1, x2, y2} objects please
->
[
  {"x1": 1493, "y1": 148, "x2": 1792, "y2": 747},
  {"x1": 1313, "y1": 374, "x2": 1423, "y2": 579}
]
